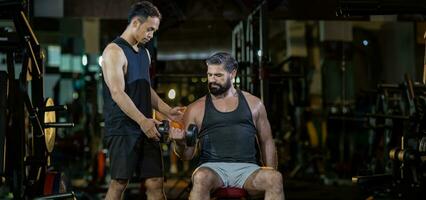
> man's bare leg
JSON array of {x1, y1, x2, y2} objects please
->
[
  {"x1": 244, "y1": 168, "x2": 284, "y2": 200},
  {"x1": 145, "y1": 177, "x2": 165, "y2": 200},
  {"x1": 106, "y1": 179, "x2": 129, "y2": 200},
  {"x1": 189, "y1": 167, "x2": 223, "y2": 200}
]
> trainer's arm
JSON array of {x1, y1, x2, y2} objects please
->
[
  {"x1": 255, "y1": 101, "x2": 278, "y2": 169},
  {"x1": 102, "y1": 45, "x2": 148, "y2": 125},
  {"x1": 150, "y1": 88, "x2": 175, "y2": 115},
  {"x1": 145, "y1": 48, "x2": 175, "y2": 117}
]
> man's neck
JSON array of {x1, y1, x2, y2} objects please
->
[
  {"x1": 211, "y1": 87, "x2": 237, "y2": 100},
  {"x1": 121, "y1": 30, "x2": 138, "y2": 47}
]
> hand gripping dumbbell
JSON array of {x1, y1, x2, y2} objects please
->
[
  {"x1": 185, "y1": 124, "x2": 198, "y2": 146},
  {"x1": 157, "y1": 120, "x2": 198, "y2": 146},
  {"x1": 156, "y1": 120, "x2": 170, "y2": 142}
]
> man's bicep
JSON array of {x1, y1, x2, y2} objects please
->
[
  {"x1": 183, "y1": 106, "x2": 197, "y2": 128},
  {"x1": 182, "y1": 106, "x2": 199, "y2": 159},
  {"x1": 103, "y1": 49, "x2": 125, "y2": 92},
  {"x1": 256, "y1": 103, "x2": 273, "y2": 141}
]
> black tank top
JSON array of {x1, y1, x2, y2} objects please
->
[
  {"x1": 199, "y1": 90, "x2": 258, "y2": 164},
  {"x1": 102, "y1": 37, "x2": 152, "y2": 137}
]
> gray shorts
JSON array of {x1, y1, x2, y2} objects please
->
[{"x1": 193, "y1": 162, "x2": 260, "y2": 188}]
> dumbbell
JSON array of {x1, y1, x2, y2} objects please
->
[
  {"x1": 157, "y1": 120, "x2": 170, "y2": 142},
  {"x1": 186, "y1": 124, "x2": 198, "y2": 146},
  {"x1": 156, "y1": 120, "x2": 198, "y2": 146}
]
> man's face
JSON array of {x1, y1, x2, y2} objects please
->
[
  {"x1": 133, "y1": 16, "x2": 160, "y2": 44},
  {"x1": 207, "y1": 64, "x2": 235, "y2": 96}
]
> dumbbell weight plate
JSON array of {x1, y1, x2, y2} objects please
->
[
  {"x1": 186, "y1": 124, "x2": 198, "y2": 146},
  {"x1": 44, "y1": 98, "x2": 56, "y2": 153},
  {"x1": 157, "y1": 120, "x2": 169, "y2": 142}
]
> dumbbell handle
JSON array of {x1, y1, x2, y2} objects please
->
[
  {"x1": 167, "y1": 124, "x2": 198, "y2": 146},
  {"x1": 157, "y1": 120, "x2": 170, "y2": 142},
  {"x1": 157, "y1": 121, "x2": 193, "y2": 143}
]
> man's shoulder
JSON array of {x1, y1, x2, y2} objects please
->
[
  {"x1": 101, "y1": 43, "x2": 127, "y2": 70},
  {"x1": 103, "y1": 43, "x2": 122, "y2": 54},
  {"x1": 184, "y1": 96, "x2": 206, "y2": 124},
  {"x1": 102, "y1": 43, "x2": 126, "y2": 62},
  {"x1": 187, "y1": 96, "x2": 206, "y2": 112},
  {"x1": 241, "y1": 91, "x2": 262, "y2": 105}
]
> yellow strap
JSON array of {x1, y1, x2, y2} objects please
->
[
  {"x1": 307, "y1": 121, "x2": 319, "y2": 148},
  {"x1": 321, "y1": 120, "x2": 327, "y2": 147}
]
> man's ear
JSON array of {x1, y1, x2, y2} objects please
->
[
  {"x1": 130, "y1": 18, "x2": 139, "y2": 28},
  {"x1": 231, "y1": 69, "x2": 237, "y2": 78}
]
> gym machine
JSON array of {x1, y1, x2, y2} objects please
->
[
  {"x1": 351, "y1": 31, "x2": 426, "y2": 199},
  {"x1": 0, "y1": 1, "x2": 74, "y2": 199},
  {"x1": 353, "y1": 75, "x2": 426, "y2": 199}
]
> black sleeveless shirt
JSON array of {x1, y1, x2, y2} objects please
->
[
  {"x1": 199, "y1": 90, "x2": 258, "y2": 164},
  {"x1": 102, "y1": 37, "x2": 152, "y2": 137}
]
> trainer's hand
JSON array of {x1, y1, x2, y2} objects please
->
[
  {"x1": 167, "y1": 107, "x2": 185, "y2": 122},
  {"x1": 169, "y1": 127, "x2": 186, "y2": 146},
  {"x1": 139, "y1": 118, "x2": 161, "y2": 141}
]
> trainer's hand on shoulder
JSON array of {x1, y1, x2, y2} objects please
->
[{"x1": 139, "y1": 118, "x2": 161, "y2": 141}]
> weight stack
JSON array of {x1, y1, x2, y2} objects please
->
[{"x1": 0, "y1": 71, "x2": 7, "y2": 175}]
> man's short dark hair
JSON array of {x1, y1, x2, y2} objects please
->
[
  {"x1": 205, "y1": 52, "x2": 238, "y2": 72},
  {"x1": 128, "y1": 1, "x2": 162, "y2": 24}
]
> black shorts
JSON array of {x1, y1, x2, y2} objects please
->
[{"x1": 104, "y1": 135, "x2": 163, "y2": 180}]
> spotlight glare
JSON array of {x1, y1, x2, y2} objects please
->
[
  {"x1": 98, "y1": 56, "x2": 103, "y2": 66},
  {"x1": 168, "y1": 89, "x2": 176, "y2": 100},
  {"x1": 82, "y1": 54, "x2": 88, "y2": 66}
]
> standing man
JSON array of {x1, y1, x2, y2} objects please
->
[
  {"x1": 170, "y1": 52, "x2": 285, "y2": 200},
  {"x1": 101, "y1": 1, "x2": 183, "y2": 200}
]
